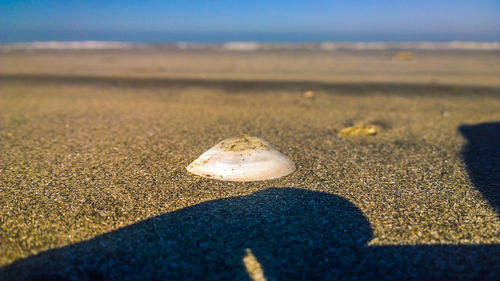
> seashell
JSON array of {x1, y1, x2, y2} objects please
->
[
  {"x1": 186, "y1": 136, "x2": 295, "y2": 181},
  {"x1": 339, "y1": 125, "x2": 378, "y2": 136},
  {"x1": 392, "y1": 51, "x2": 413, "y2": 62}
]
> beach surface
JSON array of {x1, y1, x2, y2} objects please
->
[{"x1": 1, "y1": 49, "x2": 499, "y2": 280}]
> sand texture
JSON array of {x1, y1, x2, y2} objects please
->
[{"x1": 0, "y1": 50, "x2": 499, "y2": 280}]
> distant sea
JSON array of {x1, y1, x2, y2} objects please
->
[{"x1": 1, "y1": 30, "x2": 499, "y2": 44}]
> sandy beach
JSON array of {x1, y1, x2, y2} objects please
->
[{"x1": 1, "y1": 49, "x2": 499, "y2": 280}]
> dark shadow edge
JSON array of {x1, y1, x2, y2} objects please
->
[{"x1": 1, "y1": 73, "x2": 499, "y2": 96}]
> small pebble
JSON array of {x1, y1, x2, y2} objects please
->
[{"x1": 303, "y1": 91, "x2": 315, "y2": 99}]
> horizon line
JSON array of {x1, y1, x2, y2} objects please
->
[{"x1": 2, "y1": 41, "x2": 500, "y2": 51}]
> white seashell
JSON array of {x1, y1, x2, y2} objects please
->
[{"x1": 186, "y1": 136, "x2": 295, "y2": 181}]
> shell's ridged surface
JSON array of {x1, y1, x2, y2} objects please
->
[{"x1": 186, "y1": 136, "x2": 295, "y2": 181}]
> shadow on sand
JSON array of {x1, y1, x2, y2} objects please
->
[
  {"x1": 1, "y1": 73, "x2": 500, "y2": 97},
  {"x1": 459, "y1": 122, "x2": 500, "y2": 214},
  {"x1": 1, "y1": 187, "x2": 499, "y2": 281}
]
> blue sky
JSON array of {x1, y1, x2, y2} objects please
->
[{"x1": 1, "y1": 0, "x2": 499, "y2": 42}]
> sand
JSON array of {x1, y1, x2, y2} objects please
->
[
  {"x1": 2, "y1": 49, "x2": 500, "y2": 86},
  {"x1": 0, "y1": 49, "x2": 499, "y2": 280}
]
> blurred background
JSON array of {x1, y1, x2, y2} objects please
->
[
  {"x1": 1, "y1": 0, "x2": 499, "y2": 87},
  {"x1": 1, "y1": 0, "x2": 499, "y2": 43}
]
